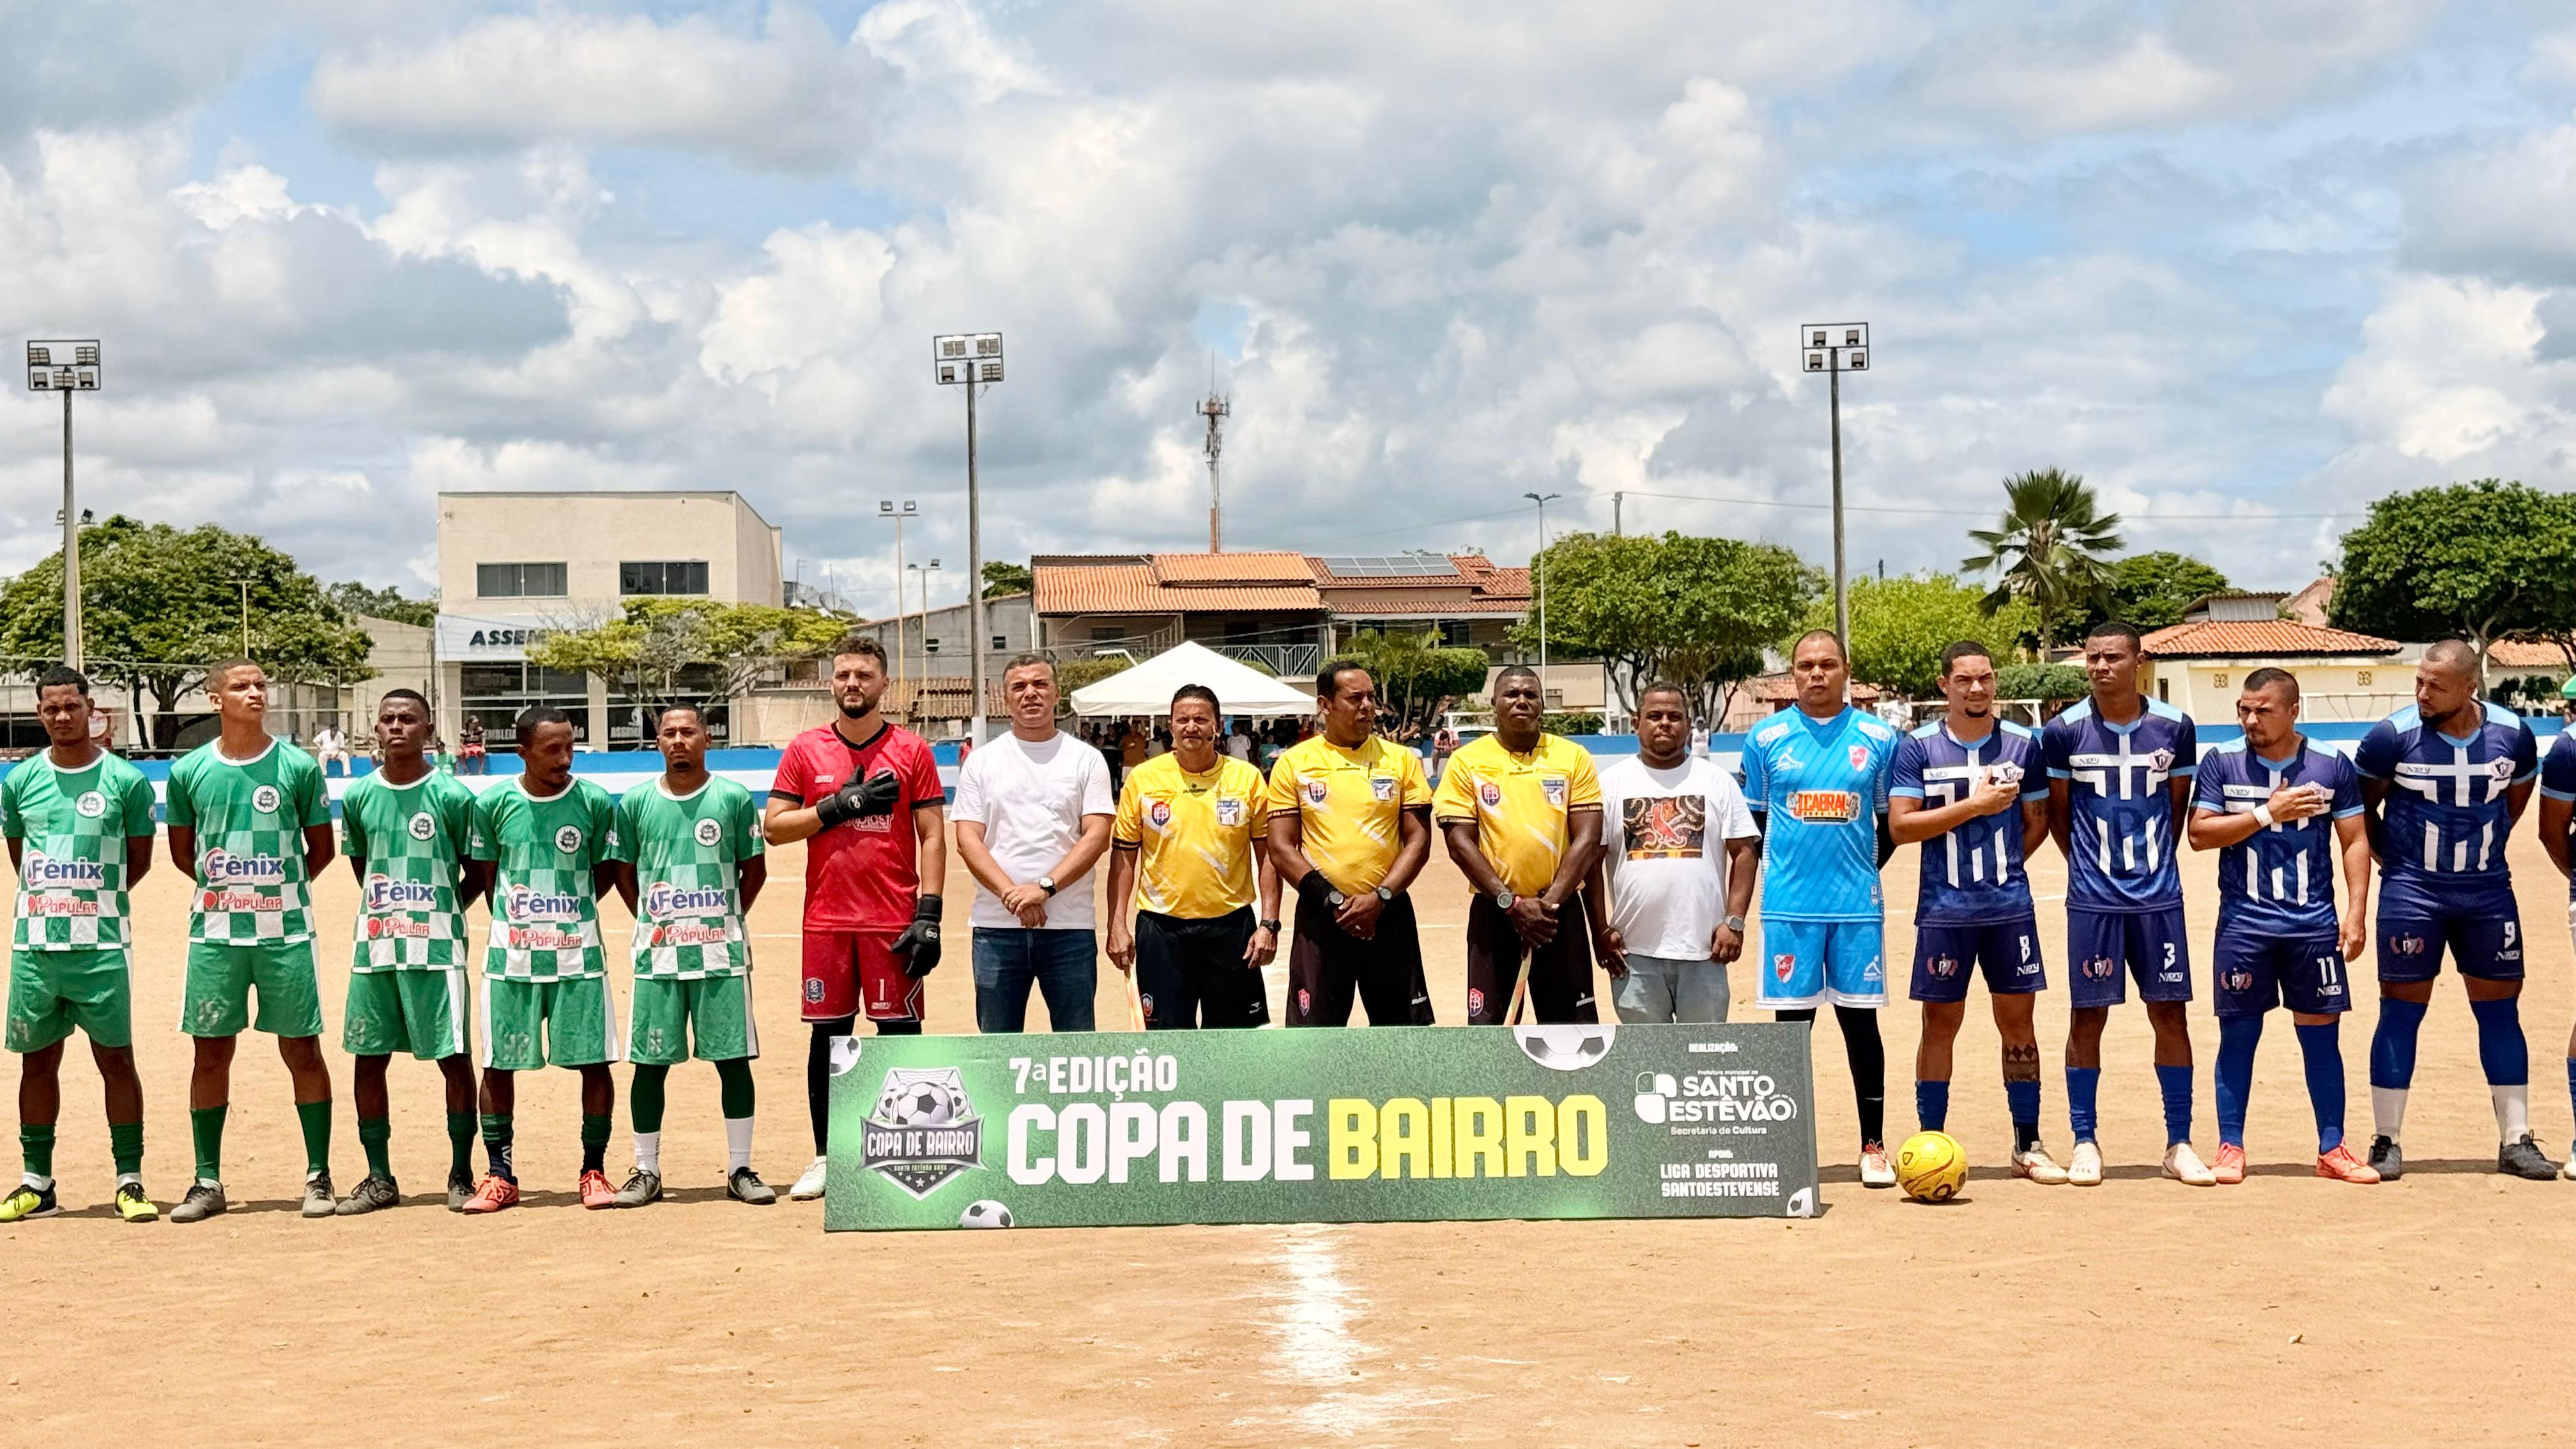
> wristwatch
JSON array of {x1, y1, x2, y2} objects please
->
[
  {"x1": 1326, "y1": 889, "x2": 1348, "y2": 909},
  {"x1": 1722, "y1": 914, "x2": 1748, "y2": 934},
  {"x1": 1259, "y1": 918, "x2": 1282, "y2": 933},
  {"x1": 1374, "y1": 885, "x2": 1395, "y2": 904},
  {"x1": 1494, "y1": 889, "x2": 1517, "y2": 910},
  {"x1": 1038, "y1": 876, "x2": 1059, "y2": 896}
]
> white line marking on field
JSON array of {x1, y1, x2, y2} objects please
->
[{"x1": 1253, "y1": 1226, "x2": 1460, "y2": 1437}]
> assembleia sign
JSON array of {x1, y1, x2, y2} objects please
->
[{"x1": 434, "y1": 614, "x2": 562, "y2": 661}]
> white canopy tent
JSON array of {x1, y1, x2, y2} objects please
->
[{"x1": 1066, "y1": 641, "x2": 1319, "y2": 718}]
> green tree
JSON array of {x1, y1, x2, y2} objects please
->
[
  {"x1": 1963, "y1": 468, "x2": 2125, "y2": 652},
  {"x1": 1517, "y1": 531, "x2": 1820, "y2": 720},
  {"x1": 2329, "y1": 480, "x2": 2576, "y2": 688},
  {"x1": 1804, "y1": 574, "x2": 2037, "y2": 698},
  {"x1": 528, "y1": 599, "x2": 851, "y2": 714},
  {"x1": 2078, "y1": 551, "x2": 2230, "y2": 636},
  {"x1": 325, "y1": 580, "x2": 440, "y2": 629},
  {"x1": 1337, "y1": 630, "x2": 1492, "y2": 730},
  {"x1": 983, "y1": 561, "x2": 1033, "y2": 599},
  {"x1": 1995, "y1": 661, "x2": 2089, "y2": 704},
  {"x1": 0, "y1": 515, "x2": 373, "y2": 747}
]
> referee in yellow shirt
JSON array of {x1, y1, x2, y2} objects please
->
[
  {"x1": 1435, "y1": 665, "x2": 1604, "y2": 1024},
  {"x1": 1105, "y1": 685, "x2": 1281, "y2": 1028},
  {"x1": 1265, "y1": 661, "x2": 1437, "y2": 1026}
]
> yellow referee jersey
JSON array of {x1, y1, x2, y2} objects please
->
[
  {"x1": 1265, "y1": 734, "x2": 1431, "y2": 897},
  {"x1": 1112, "y1": 753, "x2": 1271, "y2": 919},
  {"x1": 1432, "y1": 732, "x2": 1602, "y2": 898}
]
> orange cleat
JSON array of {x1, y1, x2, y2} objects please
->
[
  {"x1": 2213, "y1": 1142, "x2": 2246, "y2": 1185},
  {"x1": 460, "y1": 1174, "x2": 520, "y2": 1214},
  {"x1": 579, "y1": 1169, "x2": 617, "y2": 1209},
  {"x1": 2315, "y1": 1143, "x2": 2381, "y2": 1184}
]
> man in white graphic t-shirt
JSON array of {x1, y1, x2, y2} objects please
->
[{"x1": 1585, "y1": 682, "x2": 1760, "y2": 1023}]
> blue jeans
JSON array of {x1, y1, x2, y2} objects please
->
[{"x1": 972, "y1": 928, "x2": 1099, "y2": 1034}]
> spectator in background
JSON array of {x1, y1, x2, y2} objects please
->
[
  {"x1": 314, "y1": 723, "x2": 354, "y2": 777},
  {"x1": 459, "y1": 716, "x2": 488, "y2": 776},
  {"x1": 1226, "y1": 721, "x2": 1255, "y2": 762}
]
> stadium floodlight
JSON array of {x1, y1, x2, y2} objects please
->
[
  {"x1": 933, "y1": 332, "x2": 1002, "y2": 740},
  {"x1": 27, "y1": 339, "x2": 100, "y2": 670},
  {"x1": 1798, "y1": 322, "x2": 1870, "y2": 663},
  {"x1": 1523, "y1": 491, "x2": 1561, "y2": 673},
  {"x1": 879, "y1": 500, "x2": 918, "y2": 694}
]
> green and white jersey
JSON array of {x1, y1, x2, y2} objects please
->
[
  {"x1": 1, "y1": 749, "x2": 157, "y2": 950},
  {"x1": 616, "y1": 774, "x2": 764, "y2": 980},
  {"x1": 165, "y1": 738, "x2": 330, "y2": 946},
  {"x1": 470, "y1": 777, "x2": 622, "y2": 981},
  {"x1": 341, "y1": 768, "x2": 478, "y2": 973}
]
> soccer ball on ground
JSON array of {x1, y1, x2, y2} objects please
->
[
  {"x1": 1895, "y1": 1131, "x2": 1968, "y2": 1202},
  {"x1": 959, "y1": 1199, "x2": 1013, "y2": 1229}
]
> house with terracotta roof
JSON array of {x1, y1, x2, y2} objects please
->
[{"x1": 2141, "y1": 592, "x2": 2403, "y2": 723}]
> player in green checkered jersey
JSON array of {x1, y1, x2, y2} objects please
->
[
  {"x1": 1, "y1": 667, "x2": 160, "y2": 1224},
  {"x1": 608, "y1": 704, "x2": 772, "y2": 1208},
  {"x1": 459, "y1": 705, "x2": 627, "y2": 1214},
  {"x1": 164, "y1": 659, "x2": 339, "y2": 1224},
  {"x1": 335, "y1": 689, "x2": 485, "y2": 1215}
]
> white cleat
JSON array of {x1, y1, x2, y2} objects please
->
[
  {"x1": 1859, "y1": 1142, "x2": 1897, "y2": 1188},
  {"x1": 2163, "y1": 1142, "x2": 2217, "y2": 1187},
  {"x1": 2563, "y1": 1147, "x2": 2576, "y2": 1183},
  {"x1": 2067, "y1": 1140, "x2": 2104, "y2": 1187},
  {"x1": 2012, "y1": 1145, "x2": 2070, "y2": 1185},
  {"x1": 788, "y1": 1155, "x2": 828, "y2": 1201}
]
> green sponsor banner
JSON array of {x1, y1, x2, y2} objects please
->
[{"x1": 824, "y1": 1022, "x2": 1818, "y2": 1231}]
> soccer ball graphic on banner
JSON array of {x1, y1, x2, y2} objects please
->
[
  {"x1": 877, "y1": 1073, "x2": 964, "y2": 1127},
  {"x1": 1514, "y1": 1023, "x2": 1614, "y2": 1071},
  {"x1": 959, "y1": 1199, "x2": 1014, "y2": 1229},
  {"x1": 1895, "y1": 1131, "x2": 1967, "y2": 1202}
]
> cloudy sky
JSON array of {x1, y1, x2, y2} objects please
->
[{"x1": 3, "y1": 0, "x2": 2572, "y2": 619}]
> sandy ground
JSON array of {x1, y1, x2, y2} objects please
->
[{"x1": 6, "y1": 812, "x2": 2575, "y2": 1446}]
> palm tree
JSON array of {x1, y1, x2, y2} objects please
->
[{"x1": 1962, "y1": 468, "x2": 2125, "y2": 654}]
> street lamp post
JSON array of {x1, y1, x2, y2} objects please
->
[
  {"x1": 878, "y1": 499, "x2": 917, "y2": 697},
  {"x1": 26, "y1": 341, "x2": 100, "y2": 670},
  {"x1": 907, "y1": 559, "x2": 941, "y2": 715},
  {"x1": 1522, "y1": 491, "x2": 1561, "y2": 675},
  {"x1": 933, "y1": 334, "x2": 1002, "y2": 741},
  {"x1": 1800, "y1": 323, "x2": 1870, "y2": 661}
]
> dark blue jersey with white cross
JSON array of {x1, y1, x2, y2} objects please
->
[
  {"x1": 2353, "y1": 702, "x2": 2535, "y2": 917},
  {"x1": 2192, "y1": 739, "x2": 2363, "y2": 938},
  {"x1": 2043, "y1": 696, "x2": 2197, "y2": 914},
  {"x1": 1889, "y1": 719, "x2": 2048, "y2": 926}
]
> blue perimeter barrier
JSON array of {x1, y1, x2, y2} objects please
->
[{"x1": 6, "y1": 719, "x2": 2564, "y2": 820}]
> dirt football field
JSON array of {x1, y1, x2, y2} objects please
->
[{"x1": 6, "y1": 811, "x2": 2576, "y2": 1446}]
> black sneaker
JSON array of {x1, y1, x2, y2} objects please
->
[
  {"x1": 2367, "y1": 1135, "x2": 2403, "y2": 1182},
  {"x1": 335, "y1": 1174, "x2": 401, "y2": 1215},
  {"x1": 2499, "y1": 1133, "x2": 2559, "y2": 1180},
  {"x1": 728, "y1": 1167, "x2": 777, "y2": 1205}
]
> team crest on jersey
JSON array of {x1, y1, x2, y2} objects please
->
[
  {"x1": 554, "y1": 824, "x2": 583, "y2": 855},
  {"x1": 73, "y1": 790, "x2": 106, "y2": 819},
  {"x1": 862, "y1": 1067, "x2": 983, "y2": 1198},
  {"x1": 1370, "y1": 775, "x2": 1397, "y2": 802},
  {"x1": 1149, "y1": 800, "x2": 1174, "y2": 829},
  {"x1": 251, "y1": 785, "x2": 281, "y2": 814},
  {"x1": 1478, "y1": 781, "x2": 1503, "y2": 808},
  {"x1": 1540, "y1": 775, "x2": 1567, "y2": 806},
  {"x1": 2490, "y1": 756, "x2": 2518, "y2": 782},
  {"x1": 694, "y1": 818, "x2": 723, "y2": 848},
  {"x1": 1215, "y1": 797, "x2": 1243, "y2": 827},
  {"x1": 1848, "y1": 744, "x2": 1870, "y2": 771},
  {"x1": 2147, "y1": 749, "x2": 2175, "y2": 773},
  {"x1": 407, "y1": 811, "x2": 436, "y2": 841},
  {"x1": 1992, "y1": 762, "x2": 2024, "y2": 786},
  {"x1": 1773, "y1": 953, "x2": 1795, "y2": 982},
  {"x1": 1303, "y1": 778, "x2": 1328, "y2": 806}
]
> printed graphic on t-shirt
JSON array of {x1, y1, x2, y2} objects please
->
[{"x1": 1621, "y1": 795, "x2": 1706, "y2": 861}]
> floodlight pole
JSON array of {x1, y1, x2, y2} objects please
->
[
  {"x1": 1800, "y1": 323, "x2": 1869, "y2": 664},
  {"x1": 965, "y1": 376, "x2": 985, "y2": 741},
  {"x1": 880, "y1": 500, "x2": 914, "y2": 698},
  {"x1": 1524, "y1": 491, "x2": 1560, "y2": 673},
  {"x1": 61, "y1": 386, "x2": 77, "y2": 671}
]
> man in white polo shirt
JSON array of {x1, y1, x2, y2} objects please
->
[
  {"x1": 953, "y1": 656, "x2": 1116, "y2": 1033},
  {"x1": 1586, "y1": 682, "x2": 1760, "y2": 1023}
]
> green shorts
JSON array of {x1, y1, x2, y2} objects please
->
[
  {"x1": 182, "y1": 940, "x2": 324, "y2": 1039},
  {"x1": 6, "y1": 947, "x2": 133, "y2": 1052},
  {"x1": 344, "y1": 967, "x2": 471, "y2": 1061},
  {"x1": 481, "y1": 975, "x2": 622, "y2": 1072},
  {"x1": 629, "y1": 974, "x2": 760, "y2": 1066}
]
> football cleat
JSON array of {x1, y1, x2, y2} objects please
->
[
  {"x1": 113, "y1": 1181, "x2": 158, "y2": 1223},
  {"x1": 459, "y1": 1174, "x2": 519, "y2": 1214},
  {"x1": 2564, "y1": 1146, "x2": 2576, "y2": 1183},
  {"x1": 2067, "y1": 1140, "x2": 2104, "y2": 1187},
  {"x1": 2163, "y1": 1142, "x2": 2217, "y2": 1187},
  {"x1": 788, "y1": 1155, "x2": 827, "y2": 1201},
  {"x1": 578, "y1": 1169, "x2": 617, "y2": 1209},
  {"x1": 0, "y1": 1182, "x2": 57, "y2": 1223},
  {"x1": 2498, "y1": 1133, "x2": 2559, "y2": 1181},
  {"x1": 447, "y1": 1168, "x2": 477, "y2": 1212},
  {"x1": 613, "y1": 1169, "x2": 663, "y2": 1209},
  {"x1": 2367, "y1": 1135, "x2": 2403, "y2": 1181},
  {"x1": 301, "y1": 1170, "x2": 337, "y2": 1220},
  {"x1": 2011, "y1": 1146, "x2": 2069, "y2": 1185},
  {"x1": 171, "y1": 1181, "x2": 227, "y2": 1223},
  {"x1": 1858, "y1": 1142, "x2": 1896, "y2": 1188},
  {"x1": 2212, "y1": 1142, "x2": 2246, "y2": 1186},
  {"x1": 2315, "y1": 1144, "x2": 2380, "y2": 1184},
  {"x1": 335, "y1": 1174, "x2": 400, "y2": 1215},
  {"x1": 728, "y1": 1167, "x2": 777, "y2": 1206}
]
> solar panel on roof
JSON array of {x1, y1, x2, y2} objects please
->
[{"x1": 1319, "y1": 554, "x2": 1459, "y2": 578}]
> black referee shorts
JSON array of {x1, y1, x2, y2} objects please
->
[
  {"x1": 1287, "y1": 891, "x2": 1435, "y2": 1027},
  {"x1": 1134, "y1": 907, "x2": 1270, "y2": 1030},
  {"x1": 1464, "y1": 892, "x2": 1598, "y2": 1025}
]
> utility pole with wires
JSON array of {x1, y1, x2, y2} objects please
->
[{"x1": 1197, "y1": 358, "x2": 1229, "y2": 553}]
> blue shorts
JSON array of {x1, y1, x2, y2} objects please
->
[
  {"x1": 2066, "y1": 906, "x2": 2191, "y2": 1009},
  {"x1": 1758, "y1": 919, "x2": 1884, "y2": 1009},
  {"x1": 1910, "y1": 917, "x2": 2045, "y2": 1003},
  {"x1": 2213, "y1": 930, "x2": 2350, "y2": 1017},
  {"x1": 2376, "y1": 906, "x2": 2524, "y2": 984}
]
